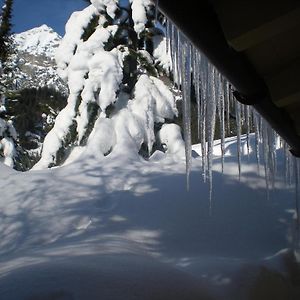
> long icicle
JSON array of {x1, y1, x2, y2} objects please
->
[
  {"x1": 219, "y1": 77, "x2": 226, "y2": 172},
  {"x1": 207, "y1": 67, "x2": 217, "y2": 212},
  {"x1": 235, "y1": 100, "x2": 242, "y2": 179},
  {"x1": 294, "y1": 157, "x2": 300, "y2": 250},
  {"x1": 181, "y1": 39, "x2": 192, "y2": 190}
]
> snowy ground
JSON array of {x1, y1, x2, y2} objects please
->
[{"x1": 0, "y1": 134, "x2": 299, "y2": 299}]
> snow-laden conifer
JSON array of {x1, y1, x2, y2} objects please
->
[{"x1": 34, "y1": 0, "x2": 182, "y2": 169}]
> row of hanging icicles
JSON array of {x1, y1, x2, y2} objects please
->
[{"x1": 162, "y1": 13, "x2": 300, "y2": 223}]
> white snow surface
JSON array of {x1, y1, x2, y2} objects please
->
[{"x1": 0, "y1": 134, "x2": 298, "y2": 300}]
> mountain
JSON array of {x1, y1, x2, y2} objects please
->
[
  {"x1": 0, "y1": 25, "x2": 68, "y2": 171},
  {"x1": 13, "y1": 24, "x2": 61, "y2": 57},
  {"x1": 10, "y1": 25, "x2": 68, "y2": 94}
]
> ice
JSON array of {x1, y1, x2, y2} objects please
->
[
  {"x1": 253, "y1": 112, "x2": 261, "y2": 171},
  {"x1": 191, "y1": 48, "x2": 201, "y2": 140},
  {"x1": 283, "y1": 141, "x2": 291, "y2": 185},
  {"x1": 206, "y1": 68, "x2": 217, "y2": 209},
  {"x1": 165, "y1": 16, "x2": 299, "y2": 207},
  {"x1": 180, "y1": 40, "x2": 192, "y2": 189},
  {"x1": 235, "y1": 101, "x2": 242, "y2": 179},
  {"x1": 262, "y1": 122, "x2": 271, "y2": 197},
  {"x1": 200, "y1": 95, "x2": 207, "y2": 181},
  {"x1": 294, "y1": 157, "x2": 300, "y2": 248},
  {"x1": 154, "y1": 0, "x2": 159, "y2": 24},
  {"x1": 225, "y1": 82, "x2": 231, "y2": 134},
  {"x1": 217, "y1": 77, "x2": 225, "y2": 172},
  {"x1": 245, "y1": 105, "x2": 250, "y2": 156}
]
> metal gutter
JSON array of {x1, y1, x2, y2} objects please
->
[{"x1": 154, "y1": 0, "x2": 300, "y2": 156}]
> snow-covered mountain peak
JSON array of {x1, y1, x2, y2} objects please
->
[
  {"x1": 9, "y1": 25, "x2": 67, "y2": 94},
  {"x1": 13, "y1": 25, "x2": 62, "y2": 58}
]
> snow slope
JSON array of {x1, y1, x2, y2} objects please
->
[{"x1": 0, "y1": 135, "x2": 299, "y2": 299}]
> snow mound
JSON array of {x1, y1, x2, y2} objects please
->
[{"x1": 0, "y1": 135, "x2": 298, "y2": 300}]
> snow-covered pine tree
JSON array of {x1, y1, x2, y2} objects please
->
[
  {"x1": 33, "y1": 0, "x2": 184, "y2": 169},
  {"x1": 0, "y1": 0, "x2": 13, "y2": 64},
  {"x1": 0, "y1": 0, "x2": 17, "y2": 167}
]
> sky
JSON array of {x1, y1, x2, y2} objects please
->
[
  {"x1": 11, "y1": 0, "x2": 89, "y2": 36},
  {"x1": 9, "y1": 0, "x2": 129, "y2": 36}
]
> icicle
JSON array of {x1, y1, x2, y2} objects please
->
[
  {"x1": 269, "y1": 126, "x2": 277, "y2": 188},
  {"x1": 165, "y1": 19, "x2": 170, "y2": 55},
  {"x1": 192, "y1": 48, "x2": 201, "y2": 141},
  {"x1": 294, "y1": 157, "x2": 300, "y2": 249},
  {"x1": 235, "y1": 100, "x2": 242, "y2": 179},
  {"x1": 154, "y1": 0, "x2": 159, "y2": 24},
  {"x1": 146, "y1": 99, "x2": 154, "y2": 156},
  {"x1": 198, "y1": 52, "x2": 209, "y2": 181},
  {"x1": 284, "y1": 141, "x2": 293, "y2": 186},
  {"x1": 207, "y1": 67, "x2": 217, "y2": 212},
  {"x1": 262, "y1": 122, "x2": 270, "y2": 199},
  {"x1": 283, "y1": 141, "x2": 289, "y2": 185},
  {"x1": 253, "y1": 112, "x2": 261, "y2": 172},
  {"x1": 240, "y1": 103, "x2": 245, "y2": 127},
  {"x1": 169, "y1": 23, "x2": 179, "y2": 87},
  {"x1": 218, "y1": 76, "x2": 225, "y2": 172},
  {"x1": 288, "y1": 149, "x2": 294, "y2": 186},
  {"x1": 180, "y1": 39, "x2": 192, "y2": 190},
  {"x1": 165, "y1": 16, "x2": 291, "y2": 206},
  {"x1": 229, "y1": 84, "x2": 236, "y2": 135},
  {"x1": 225, "y1": 82, "x2": 231, "y2": 135},
  {"x1": 245, "y1": 105, "x2": 250, "y2": 157},
  {"x1": 200, "y1": 90, "x2": 207, "y2": 181},
  {"x1": 176, "y1": 31, "x2": 182, "y2": 87}
]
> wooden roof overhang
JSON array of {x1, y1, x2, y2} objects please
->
[{"x1": 156, "y1": 0, "x2": 300, "y2": 156}]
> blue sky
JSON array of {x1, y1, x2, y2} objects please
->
[
  {"x1": 11, "y1": 0, "x2": 89, "y2": 36},
  {"x1": 9, "y1": 0, "x2": 130, "y2": 36}
]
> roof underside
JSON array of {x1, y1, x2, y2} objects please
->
[
  {"x1": 156, "y1": 0, "x2": 300, "y2": 156},
  {"x1": 213, "y1": 0, "x2": 300, "y2": 134}
]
